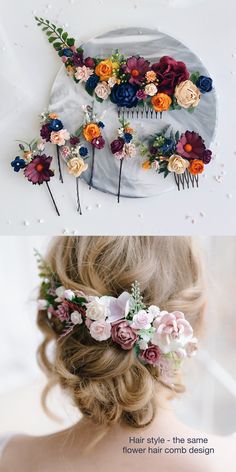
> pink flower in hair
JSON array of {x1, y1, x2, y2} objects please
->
[
  {"x1": 89, "y1": 320, "x2": 111, "y2": 341},
  {"x1": 152, "y1": 311, "x2": 193, "y2": 354},
  {"x1": 107, "y1": 292, "x2": 130, "y2": 323},
  {"x1": 111, "y1": 320, "x2": 138, "y2": 350},
  {"x1": 55, "y1": 302, "x2": 70, "y2": 322},
  {"x1": 131, "y1": 310, "x2": 153, "y2": 330},
  {"x1": 139, "y1": 345, "x2": 162, "y2": 366}
]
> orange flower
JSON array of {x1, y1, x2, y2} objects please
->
[
  {"x1": 83, "y1": 123, "x2": 101, "y2": 142},
  {"x1": 189, "y1": 159, "x2": 204, "y2": 175},
  {"x1": 124, "y1": 127, "x2": 134, "y2": 134},
  {"x1": 146, "y1": 70, "x2": 157, "y2": 83},
  {"x1": 151, "y1": 93, "x2": 172, "y2": 112},
  {"x1": 49, "y1": 113, "x2": 58, "y2": 119},
  {"x1": 142, "y1": 160, "x2": 151, "y2": 170},
  {"x1": 66, "y1": 65, "x2": 75, "y2": 77},
  {"x1": 95, "y1": 59, "x2": 114, "y2": 81}
]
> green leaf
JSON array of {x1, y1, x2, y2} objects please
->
[
  {"x1": 57, "y1": 27, "x2": 63, "y2": 35},
  {"x1": 85, "y1": 85, "x2": 94, "y2": 97},
  {"x1": 175, "y1": 131, "x2": 180, "y2": 143},
  {"x1": 67, "y1": 37, "x2": 75, "y2": 46},
  {"x1": 49, "y1": 36, "x2": 57, "y2": 43},
  {"x1": 46, "y1": 30, "x2": 53, "y2": 36},
  {"x1": 58, "y1": 49, "x2": 65, "y2": 57},
  {"x1": 42, "y1": 26, "x2": 48, "y2": 31},
  {"x1": 53, "y1": 42, "x2": 62, "y2": 50},
  {"x1": 45, "y1": 19, "x2": 50, "y2": 24},
  {"x1": 187, "y1": 107, "x2": 195, "y2": 114},
  {"x1": 190, "y1": 71, "x2": 200, "y2": 84},
  {"x1": 62, "y1": 31, "x2": 68, "y2": 41}
]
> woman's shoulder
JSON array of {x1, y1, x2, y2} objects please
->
[{"x1": 0, "y1": 433, "x2": 45, "y2": 472}]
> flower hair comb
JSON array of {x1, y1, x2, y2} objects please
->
[
  {"x1": 35, "y1": 17, "x2": 213, "y2": 121},
  {"x1": 11, "y1": 140, "x2": 60, "y2": 216},
  {"x1": 141, "y1": 127, "x2": 212, "y2": 190},
  {"x1": 37, "y1": 252, "x2": 198, "y2": 382}
]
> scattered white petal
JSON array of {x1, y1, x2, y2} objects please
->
[
  {"x1": 96, "y1": 203, "x2": 102, "y2": 209},
  {"x1": 47, "y1": 3, "x2": 52, "y2": 8},
  {"x1": 226, "y1": 193, "x2": 232, "y2": 199},
  {"x1": 138, "y1": 213, "x2": 144, "y2": 219},
  {"x1": 63, "y1": 228, "x2": 69, "y2": 234},
  {"x1": 86, "y1": 205, "x2": 92, "y2": 211},
  {"x1": 24, "y1": 220, "x2": 30, "y2": 226},
  {"x1": 185, "y1": 214, "x2": 191, "y2": 220},
  {"x1": 38, "y1": 218, "x2": 44, "y2": 224},
  {"x1": 72, "y1": 230, "x2": 77, "y2": 235},
  {"x1": 7, "y1": 219, "x2": 12, "y2": 225},
  {"x1": 200, "y1": 212, "x2": 205, "y2": 218}
]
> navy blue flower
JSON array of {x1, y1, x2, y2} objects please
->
[
  {"x1": 124, "y1": 133, "x2": 133, "y2": 143},
  {"x1": 196, "y1": 76, "x2": 213, "y2": 94},
  {"x1": 86, "y1": 74, "x2": 99, "y2": 90},
  {"x1": 98, "y1": 121, "x2": 105, "y2": 128},
  {"x1": 11, "y1": 156, "x2": 26, "y2": 172},
  {"x1": 111, "y1": 83, "x2": 139, "y2": 108},
  {"x1": 158, "y1": 138, "x2": 176, "y2": 155},
  {"x1": 79, "y1": 146, "x2": 88, "y2": 157},
  {"x1": 62, "y1": 48, "x2": 74, "y2": 57},
  {"x1": 48, "y1": 119, "x2": 64, "y2": 132}
]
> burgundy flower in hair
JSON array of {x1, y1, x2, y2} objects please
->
[{"x1": 111, "y1": 320, "x2": 138, "y2": 350}]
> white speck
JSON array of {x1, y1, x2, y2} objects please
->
[
  {"x1": 138, "y1": 213, "x2": 144, "y2": 219},
  {"x1": 7, "y1": 219, "x2": 12, "y2": 225},
  {"x1": 226, "y1": 193, "x2": 232, "y2": 199},
  {"x1": 221, "y1": 170, "x2": 226, "y2": 176},
  {"x1": 1, "y1": 45, "x2": 6, "y2": 51},
  {"x1": 64, "y1": 22, "x2": 69, "y2": 27},
  {"x1": 185, "y1": 214, "x2": 191, "y2": 220},
  {"x1": 47, "y1": 3, "x2": 52, "y2": 8},
  {"x1": 214, "y1": 175, "x2": 223, "y2": 183},
  {"x1": 96, "y1": 203, "x2": 102, "y2": 209},
  {"x1": 200, "y1": 212, "x2": 205, "y2": 218},
  {"x1": 232, "y1": 53, "x2": 236, "y2": 58},
  {"x1": 24, "y1": 220, "x2": 30, "y2": 226},
  {"x1": 202, "y1": 173, "x2": 207, "y2": 179},
  {"x1": 191, "y1": 218, "x2": 196, "y2": 225},
  {"x1": 32, "y1": 10, "x2": 37, "y2": 15},
  {"x1": 38, "y1": 218, "x2": 44, "y2": 224},
  {"x1": 63, "y1": 228, "x2": 69, "y2": 234},
  {"x1": 230, "y1": 70, "x2": 236, "y2": 75},
  {"x1": 24, "y1": 24, "x2": 29, "y2": 28},
  {"x1": 221, "y1": 163, "x2": 225, "y2": 167},
  {"x1": 86, "y1": 205, "x2": 92, "y2": 211},
  {"x1": 72, "y1": 229, "x2": 77, "y2": 235},
  {"x1": 69, "y1": 0, "x2": 75, "y2": 3}
]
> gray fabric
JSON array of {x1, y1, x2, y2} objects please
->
[{"x1": 49, "y1": 27, "x2": 217, "y2": 198}]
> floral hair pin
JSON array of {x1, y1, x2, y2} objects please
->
[
  {"x1": 60, "y1": 135, "x2": 89, "y2": 214},
  {"x1": 11, "y1": 140, "x2": 60, "y2": 216},
  {"x1": 76, "y1": 105, "x2": 105, "y2": 189},
  {"x1": 40, "y1": 112, "x2": 70, "y2": 183},
  {"x1": 36, "y1": 17, "x2": 213, "y2": 120},
  {"x1": 141, "y1": 128, "x2": 212, "y2": 190},
  {"x1": 110, "y1": 119, "x2": 138, "y2": 202},
  {"x1": 37, "y1": 252, "x2": 197, "y2": 382}
]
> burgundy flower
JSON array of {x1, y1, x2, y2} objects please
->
[
  {"x1": 91, "y1": 135, "x2": 105, "y2": 149},
  {"x1": 203, "y1": 149, "x2": 212, "y2": 164},
  {"x1": 40, "y1": 124, "x2": 51, "y2": 142},
  {"x1": 140, "y1": 345, "x2": 162, "y2": 366},
  {"x1": 152, "y1": 56, "x2": 190, "y2": 95},
  {"x1": 176, "y1": 131, "x2": 206, "y2": 160},
  {"x1": 55, "y1": 302, "x2": 70, "y2": 322},
  {"x1": 111, "y1": 320, "x2": 138, "y2": 350},
  {"x1": 72, "y1": 51, "x2": 84, "y2": 67},
  {"x1": 110, "y1": 138, "x2": 125, "y2": 154},
  {"x1": 70, "y1": 135, "x2": 80, "y2": 146},
  {"x1": 84, "y1": 57, "x2": 95, "y2": 68},
  {"x1": 124, "y1": 56, "x2": 150, "y2": 85},
  {"x1": 136, "y1": 89, "x2": 147, "y2": 100},
  {"x1": 150, "y1": 146, "x2": 158, "y2": 156},
  {"x1": 24, "y1": 155, "x2": 54, "y2": 185}
]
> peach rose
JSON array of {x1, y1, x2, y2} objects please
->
[
  {"x1": 189, "y1": 159, "x2": 204, "y2": 175},
  {"x1": 83, "y1": 123, "x2": 101, "y2": 142},
  {"x1": 51, "y1": 129, "x2": 70, "y2": 146},
  {"x1": 151, "y1": 93, "x2": 172, "y2": 112},
  {"x1": 95, "y1": 81, "x2": 111, "y2": 100},
  {"x1": 146, "y1": 70, "x2": 157, "y2": 83},
  {"x1": 145, "y1": 83, "x2": 158, "y2": 96},
  {"x1": 167, "y1": 154, "x2": 189, "y2": 175},
  {"x1": 67, "y1": 157, "x2": 88, "y2": 177},
  {"x1": 95, "y1": 59, "x2": 114, "y2": 81},
  {"x1": 175, "y1": 80, "x2": 201, "y2": 109}
]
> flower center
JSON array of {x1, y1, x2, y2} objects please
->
[
  {"x1": 131, "y1": 69, "x2": 139, "y2": 78},
  {"x1": 184, "y1": 144, "x2": 193, "y2": 153},
  {"x1": 36, "y1": 163, "x2": 44, "y2": 172}
]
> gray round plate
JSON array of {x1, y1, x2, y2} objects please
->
[{"x1": 49, "y1": 27, "x2": 217, "y2": 198}]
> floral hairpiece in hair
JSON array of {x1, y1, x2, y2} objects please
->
[
  {"x1": 11, "y1": 140, "x2": 60, "y2": 216},
  {"x1": 35, "y1": 18, "x2": 213, "y2": 119},
  {"x1": 37, "y1": 252, "x2": 197, "y2": 382},
  {"x1": 110, "y1": 119, "x2": 138, "y2": 202},
  {"x1": 40, "y1": 112, "x2": 70, "y2": 183},
  {"x1": 141, "y1": 127, "x2": 212, "y2": 190}
]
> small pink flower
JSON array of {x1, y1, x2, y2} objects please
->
[
  {"x1": 124, "y1": 143, "x2": 136, "y2": 158},
  {"x1": 111, "y1": 320, "x2": 138, "y2": 350},
  {"x1": 62, "y1": 56, "x2": 68, "y2": 63},
  {"x1": 75, "y1": 65, "x2": 93, "y2": 82},
  {"x1": 61, "y1": 146, "x2": 71, "y2": 158},
  {"x1": 89, "y1": 320, "x2": 111, "y2": 341},
  {"x1": 131, "y1": 310, "x2": 153, "y2": 330},
  {"x1": 51, "y1": 129, "x2": 70, "y2": 146},
  {"x1": 152, "y1": 311, "x2": 193, "y2": 354},
  {"x1": 55, "y1": 302, "x2": 70, "y2": 322},
  {"x1": 139, "y1": 345, "x2": 162, "y2": 366},
  {"x1": 114, "y1": 149, "x2": 126, "y2": 160}
]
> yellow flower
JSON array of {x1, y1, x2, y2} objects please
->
[
  {"x1": 67, "y1": 157, "x2": 88, "y2": 177},
  {"x1": 95, "y1": 59, "x2": 114, "y2": 81},
  {"x1": 83, "y1": 123, "x2": 101, "y2": 142},
  {"x1": 151, "y1": 93, "x2": 172, "y2": 112},
  {"x1": 142, "y1": 160, "x2": 151, "y2": 170}
]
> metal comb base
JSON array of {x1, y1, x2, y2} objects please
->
[
  {"x1": 118, "y1": 107, "x2": 163, "y2": 120},
  {"x1": 174, "y1": 170, "x2": 199, "y2": 191}
]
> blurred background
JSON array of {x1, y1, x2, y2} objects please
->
[{"x1": 0, "y1": 236, "x2": 236, "y2": 435}]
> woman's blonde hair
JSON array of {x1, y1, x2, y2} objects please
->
[{"x1": 37, "y1": 236, "x2": 206, "y2": 431}]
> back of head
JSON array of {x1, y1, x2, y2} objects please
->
[{"x1": 37, "y1": 236, "x2": 206, "y2": 432}]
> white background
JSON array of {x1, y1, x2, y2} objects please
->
[
  {"x1": 0, "y1": 0, "x2": 236, "y2": 236},
  {"x1": 0, "y1": 236, "x2": 236, "y2": 436}
]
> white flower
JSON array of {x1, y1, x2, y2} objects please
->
[
  {"x1": 131, "y1": 309, "x2": 153, "y2": 330},
  {"x1": 55, "y1": 286, "x2": 66, "y2": 302},
  {"x1": 95, "y1": 82, "x2": 111, "y2": 100},
  {"x1": 86, "y1": 297, "x2": 109, "y2": 321},
  {"x1": 138, "y1": 339, "x2": 149, "y2": 350},
  {"x1": 152, "y1": 311, "x2": 193, "y2": 354},
  {"x1": 89, "y1": 320, "x2": 111, "y2": 341},
  {"x1": 37, "y1": 140, "x2": 45, "y2": 151},
  {"x1": 71, "y1": 311, "x2": 83, "y2": 325},
  {"x1": 64, "y1": 289, "x2": 75, "y2": 301},
  {"x1": 108, "y1": 76, "x2": 117, "y2": 88},
  {"x1": 145, "y1": 83, "x2": 158, "y2": 96},
  {"x1": 37, "y1": 299, "x2": 48, "y2": 310},
  {"x1": 75, "y1": 66, "x2": 93, "y2": 82},
  {"x1": 124, "y1": 143, "x2": 136, "y2": 158},
  {"x1": 148, "y1": 305, "x2": 161, "y2": 320}
]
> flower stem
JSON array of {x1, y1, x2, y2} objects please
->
[
  {"x1": 76, "y1": 177, "x2": 82, "y2": 215},
  {"x1": 117, "y1": 158, "x2": 124, "y2": 203},
  {"x1": 46, "y1": 182, "x2": 60, "y2": 216},
  {"x1": 56, "y1": 145, "x2": 63, "y2": 183},
  {"x1": 89, "y1": 147, "x2": 95, "y2": 190}
]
